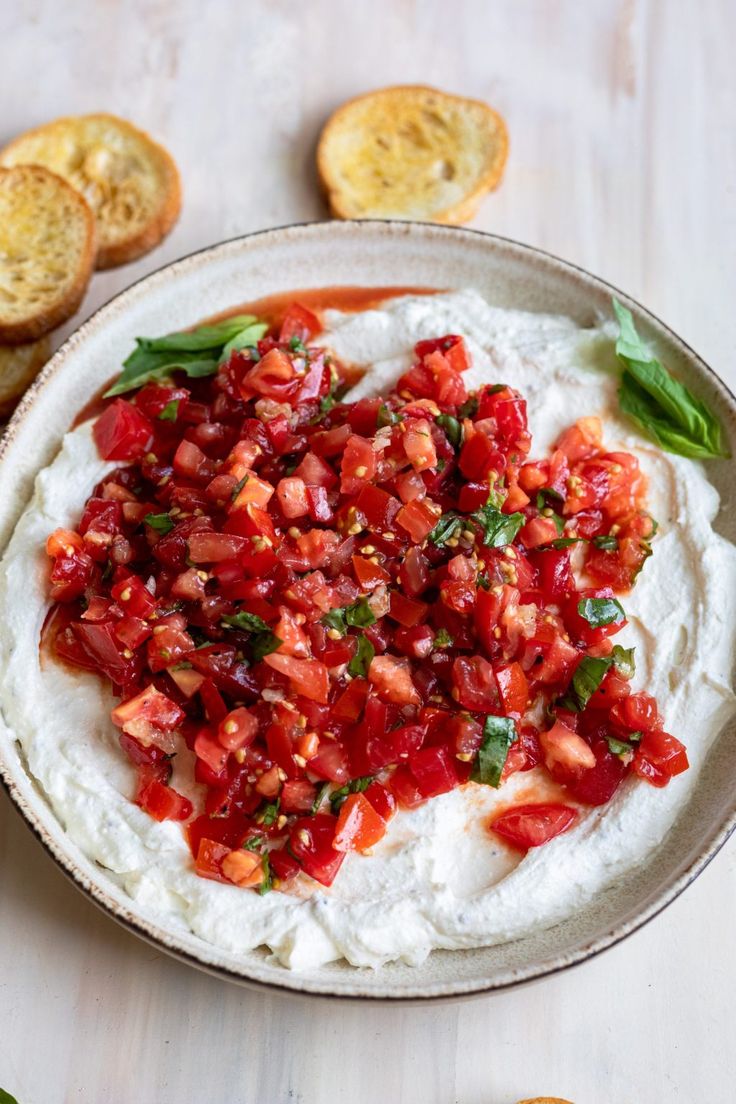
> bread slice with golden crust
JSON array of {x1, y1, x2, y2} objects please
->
[
  {"x1": 516, "y1": 1097, "x2": 576, "y2": 1103},
  {"x1": 0, "y1": 335, "x2": 51, "y2": 416},
  {"x1": 317, "y1": 85, "x2": 508, "y2": 224},
  {"x1": 0, "y1": 114, "x2": 181, "y2": 269},
  {"x1": 0, "y1": 165, "x2": 96, "y2": 345}
]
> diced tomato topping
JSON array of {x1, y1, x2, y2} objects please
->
[{"x1": 44, "y1": 303, "x2": 675, "y2": 896}]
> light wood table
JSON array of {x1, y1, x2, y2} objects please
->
[{"x1": 1, "y1": 2, "x2": 734, "y2": 1101}]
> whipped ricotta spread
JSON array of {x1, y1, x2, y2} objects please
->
[{"x1": 2, "y1": 290, "x2": 735, "y2": 971}]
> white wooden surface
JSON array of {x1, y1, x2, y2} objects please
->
[{"x1": 1, "y1": 1, "x2": 734, "y2": 1101}]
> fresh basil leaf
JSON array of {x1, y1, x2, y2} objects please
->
[
  {"x1": 158, "y1": 399, "x2": 180, "y2": 421},
  {"x1": 257, "y1": 853, "x2": 273, "y2": 895},
  {"x1": 472, "y1": 502, "x2": 525, "y2": 548},
  {"x1": 457, "y1": 395, "x2": 479, "y2": 419},
  {"x1": 345, "y1": 596, "x2": 376, "y2": 628},
  {"x1": 433, "y1": 628, "x2": 453, "y2": 649},
  {"x1": 436, "y1": 413, "x2": 462, "y2": 449},
  {"x1": 289, "y1": 335, "x2": 307, "y2": 353},
  {"x1": 606, "y1": 736, "x2": 634, "y2": 757},
  {"x1": 559, "y1": 655, "x2": 613, "y2": 712},
  {"x1": 219, "y1": 321, "x2": 269, "y2": 363},
  {"x1": 471, "y1": 715, "x2": 518, "y2": 788},
  {"x1": 105, "y1": 349, "x2": 219, "y2": 396},
  {"x1": 611, "y1": 644, "x2": 636, "y2": 679},
  {"x1": 593, "y1": 534, "x2": 618, "y2": 551},
  {"x1": 377, "y1": 403, "x2": 403, "y2": 428},
  {"x1": 322, "y1": 608, "x2": 347, "y2": 635},
  {"x1": 540, "y1": 536, "x2": 585, "y2": 550},
  {"x1": 250, "y1": 632, "x2": 283, "y2": 661},
  {"x1": 323, "y1": 597, "x2": 376, "y2": 634},
  {"x1": 577, "y1": 597, "x2": 626, "y2": 627},
  {"x1": 260, "y1": 799, "x2": 280, "y2": 826},
  {"x1": 536, "y1": 486, "x2": 564, "y2": 509},
  {"x1": 312, "y1": 781, "x2": 331, "y2": 814},
  {"x1": 144, "y1": 512, "x2": 174, "y2": 534},
  {"x1": 429, "y1": 511, "x2": 463, "y2": 547},
  {"x1": 348, "y1": 634, "x2": 374, "y2": 678},
  {"x1": 231, "y1": 474, "x2": 249, "y2": 502},
  {"x1": 104, "y1": 316, "x2": 267, "y2": 397},
  {"x1": 243, "y1": 835, "x2": 265, "y2": 852},
  {"x1": 221, "y1": 611, "x2": 270, "y2": 633},
  {"x1": 145, "y1": 316, "x2": 261, "y2": 353},
  {"x1": 613, "y1": 299, "x2": 729, "y2": 459},
  {"x1": 477, "y1": 574, "x2": 491, "y2": 590},
  {"x1": 330, "y1": 775, "x2": 374, "y2": 813}
]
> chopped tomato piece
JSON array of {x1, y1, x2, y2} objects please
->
[
  {"x1": 333, "y1": 792, "x2": 387, "y2": 852},
  {"x1": 289, "y1": 814, "x2": 346, "y2": 886},
  {"x1": 490, "y1": 803, "x2": 578, "y2": 851}
]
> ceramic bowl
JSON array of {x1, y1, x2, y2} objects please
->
[{"x1": 1, "y1": 221, "x2": 735, "y2": 1001}]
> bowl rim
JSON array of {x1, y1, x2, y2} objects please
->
[{"x1": 2, "y1": 217, "x2": 735, "y2": 1002}]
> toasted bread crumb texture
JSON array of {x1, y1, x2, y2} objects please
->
[
  {"x1": 318, "y1": 85, "x2": 508, "y2": 223},
  {"x1": 0, "y1": 335, "x2": 51, "y2": 415},
  {"x1": 0, "y1": 165, "x2": 95, "y2": 343},
  {"x1": 0, "y1": 114, "x2": 181, "y2": 268}
]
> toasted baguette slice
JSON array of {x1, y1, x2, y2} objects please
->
[
  {"x1": 0, "y1": 114, "x2": 181, "y2": 269},
  {"x1": 516, "y1": 1097, "x2": 576, "y2": 1103},
  {"x1": 0, "y1": 335, "x2": 51, "y2": 416},
  {"x1": 0, "y1": 165, "x2": 96, "y2": 344},
  {"x1": 317, "y1": 85, "x2": 508, "y2": 224}
]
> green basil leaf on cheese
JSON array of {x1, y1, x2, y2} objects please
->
[
  {"x1": 613, "y1": 299, "x2": 729, "y2": 459},
  {"x1": 471, "y1": 715, "x2": 518, "y2": 787}
]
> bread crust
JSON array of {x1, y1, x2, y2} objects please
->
[
  {"x1": 0, "y1": 165, "x2": 96, "y2": 345},
  {"x1": 0, "y1": 335, "x2": 51, "y2": 416},
  {"x1": 317, "y1": 84, "x2": 509, "y2": 224},
  {"x1": 0, "y1": 113, "x2": 181, "y2": 269}
]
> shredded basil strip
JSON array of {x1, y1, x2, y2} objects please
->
[
  {"x1": 593, "y1": 534, "x2": 618, "y2": 551},
  {"x1": 613, "y1": 299, "x2": 729, "y2": 459},
  {"x1": 436, "y1": 413, "x2": 463, "y2": 449},
  {"x1": 256, "y1": 853, "x2": 273, "y2": 895},
  {"x1": 611, "y1": 644, "x2": 636, "y2": 679},
  {"x1": 330, "y1": 775, "x2": 374, "y2": 814},
  {"x1": 377, "y1": 403, "x2": 403, "y2": 428},
  {"x1": 260, "y1": 799, "x2": 280, "y2": 827},
  {"x1": 221, "y1": 610, "x2": 270, "y2": 633},
  {"x1": 348, "y1": 634, "x2": 375, "y2": 678},
  {"x1": 144, "y1": 512, "x2": 174, "y2": 534},
  {"x1": 577, "y1": 596, "x2": 626, "y2": 627},
  {"x1": 472, "y1": 502, "x2": 525, "y2": 548},
  {"x1": 558, "y1": 655, "x2": 613, "y2": 712},
  {"x1": 243, "y1": 835, "x2": 265, "y2": 852},
  {"x1": 322, "y1": 596, "x2": 376, "y2": 635},
  {"x1": 250, "y1": 631, "x2": 283, "y2": 661},
  {"x1": 104, "y1": 316, "x2": 268, "y2": 397},
  {"x1": 158, "y1": 399, "x2": 180, "y2": 421},
  {"x1": 471, "y1": 715, "x2": 518, "y2": 787},
  {"x1": 312, "y1": 781, "x2": 331, "y2": 814},
  {"x1": 433, "y1": 628, "x2": 453, "y2": 649},
  {"x1": 428, "y1": 511, "x2": 464, "y2": 547}
]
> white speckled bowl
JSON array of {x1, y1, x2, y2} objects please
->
[{"x1": 1, "y1": 221, "x2": 735, "y2": 1001}]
